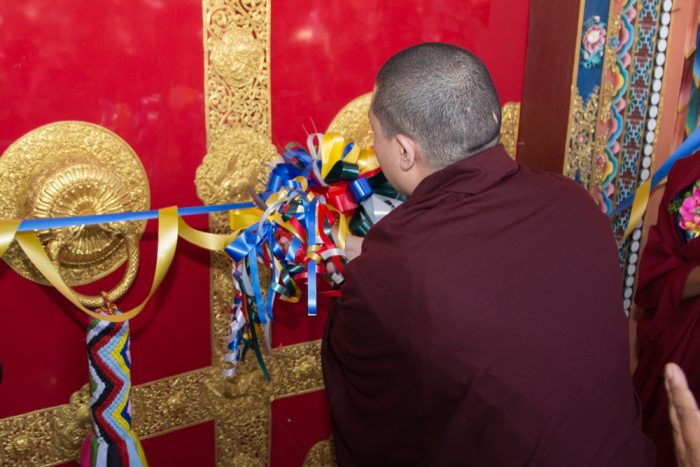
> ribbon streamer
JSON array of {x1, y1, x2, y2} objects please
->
[
  {"x1": 0, "y1": 220, "x2": 20, "y2": 258},
  {"x1": 13, "y1": 201, "x2": 255, "y2": 232},
  {"x1": 220, "y1": 133, "x2": 405, "y2": 378},
  {"x1": 0, "y1": 131, "x2": 404, "y2": 381},
  {"x1": 13, "y1": 207, "x2": 179, "y2": 322}
]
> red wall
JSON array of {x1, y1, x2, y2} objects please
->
[{"x1": 271, "y1": 0, "x2": 531, "y2": 146}]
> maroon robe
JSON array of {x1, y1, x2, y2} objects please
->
[
  {"x1": 322, "y1": 145, "x2": 654, "y2": 466},
  {"x1": 634, "y1": 151, "x2": 700, "y2": 467}
]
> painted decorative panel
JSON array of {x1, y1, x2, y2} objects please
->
[{"x1": 564, "y1": 0, "x2": 675, "y2": 315}]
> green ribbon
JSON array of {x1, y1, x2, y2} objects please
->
[{"x1": 325, "y1": 161, "x2": 360, "y2": 183}]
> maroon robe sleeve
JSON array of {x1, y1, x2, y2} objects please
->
[
  {"x1": 632, "y1": 152, "x2": 700, "y2": 465},
  {"x1": 635, "y1": 219, "x2": 698, "y2": 348},
  {"x1": 635, "y1": 155, "x2": 700, "y2": 349},
  {"x1": 322, "y1": 230, "x2": 433, "y2": 466}
]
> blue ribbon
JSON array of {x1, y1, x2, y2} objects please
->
[
  {"x1": 611, "y1": 127, "x2": 700, "y2": 217},
  {"x1": 225, "y1": 224, "x2": 260, "y2": 263},
  {"x1": 264, "y1": 148, "x2": 318, "y2": 193},
  {"x1": 267, "y1": 163, "x2": 306, "y2": 194},
  {"x1": 286, "y1": 237, "x2": 302, "y2": 264},
  {"x1": 349, "y1": 178, "x2": 373, "y2": 203},
  {"x1": 265, "y1": 229, "x2": 277, "y2": 321},
  {"x1": 228, "y1": 293, "x2": 243, "y2": 356},
  {"x1": 306, "y1": 197, "x2": 319, "y2": 317},
  {"x1": 283, "y1": 148, "x2": 314, "y2": 173},
  {"x1": 14, "y1": 201, "x2": 255, "y2": 232},
  {"x1": 247, "y1": 248, "x2": 267, "y2": 325},
  {"x1": 342, "y1": 143, "x2": 355, "y2": 157}
]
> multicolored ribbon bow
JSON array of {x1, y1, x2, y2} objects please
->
[{"x1": 221, "y1": 133, "x2": 405, "y2": 379}]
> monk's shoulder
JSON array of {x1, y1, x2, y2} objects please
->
[{"x1": 514, "y1": 165, "x2": 603, "y2": 214}]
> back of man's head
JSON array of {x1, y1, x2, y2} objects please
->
[{"x1": 372, "y1": 42, "x2": 501, "y2": 169}]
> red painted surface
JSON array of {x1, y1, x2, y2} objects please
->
[
  {"x1": 139, "y1": 421, "x2": 217, "y2": 466},
  {"x1": 270, "y1": 390, "x2": 332, "y2": 467},
  {"x1": 0, "y1": 1, "x2": 531, "y2": 465},
  {"x1": 0, "y1": 0, "x2": 211, "y2": 415},
  {"x1": 55, "y1": 421, "x2": 216, "y2": 467},
  {"x1": 270, "y1": 0, "x2": 531, "y2": 147}
]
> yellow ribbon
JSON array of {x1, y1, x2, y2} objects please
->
[
  {"x1": 229, "y1": 208, "x2": 264, "y2": 231},
  {"x1": 14, "y1": 206, "x2": 179, "y2": 322},
  {"x1": 0, "y1": 206, "x2": 267, "y2": 321},
  {"x1": 321, "y1": 133, "x2": 347, "y2": 179},
  {"x1": 344, "y1": 144, "x2": 361, "y2": 164},
  {"x1": 178, "y1": 217, "x2": 237, "y2": 251},
  {"x1": 357, "y1": 148, "x2": 380, "y2": 174},
  {"x1": 622, "y1": 177, "x2": 667, "y2": 239},
  {"x1": 177, "y1": 207, "x2": 262, "y2": 251},
  {"x1": 0, "y1": 219, "x2": 20, "y2": 258},
  {"x1": 325, "y1": 205, "x2": 348, "y2": 250},
  {"x1": 336, "y1": 212, "x2": 349, "y2": 251}
]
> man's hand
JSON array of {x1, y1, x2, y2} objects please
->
[
  {"x1": 329, "y1": 222, "x2": 364, "y2": 263},
  {"x1": 344, "y1": 234, "x2": 363, "y2": 261},
  {"x1": 682, "y1": 266, "x2": 700, "y2": 300},
  {"x1": 666, "y1": 363, "x2": 700, "y2": 466}
]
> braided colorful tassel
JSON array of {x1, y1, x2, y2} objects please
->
[{"x1": 81, "y1": 294, "x2": 148, "y2": 467}]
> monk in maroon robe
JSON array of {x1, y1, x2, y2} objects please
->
[
  {"x1": 322, "y1": 43, "x2": 654, "y2": 466},
  {"x1": 634, "y1": 151, "x2": 700, "y2": 466}
]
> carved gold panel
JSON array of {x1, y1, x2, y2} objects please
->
[
  {"x1": 500, "y1": 102, "x2": 521, "y2": 159},
  {"x1": 327, "y1": 93, "x2": 374, "y2": 150},
  {"x1": 0, "y1": 122, "x2": 149, "y2": 299},
  {"x1": 0, "y1": 342, "x2": 324, "y2": 466},
  {"x1": 564, "y1": 89, "x2": 600, "y2": 186}
]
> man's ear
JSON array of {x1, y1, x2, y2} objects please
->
[{"x1": 395, "y1": 134, "x2": 418, "y2": 172}]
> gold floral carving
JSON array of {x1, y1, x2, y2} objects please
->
[
  {"x1": 211, "y1": 29, "x2": 265, "y2": 89},
  {"x1": 327, "y1": 93, "x2": 374, "y2": 150},
  {"x1": 564, "y1": 90, "x2": 600, "y2": 187},
  {"x1": 563, "y1": 0, "x2": 622, "y2": 196},
  {"x1": 499, "y1": 102, "x2": 521, "y2": 159},
  {"x1": 195, "y1": 127, "x2": 279, "y2": 204},
  {"x1": 52, "y1": 384, "x2": 92, "y2": 458},
  {"x1": 203, "y1": 0, "x2": 272, "y2": 142},
  {"x1": 0, "y1": 122, "x2": 149, "y2": 290},
  {"x1": 0, "y1": 342, "x2": 323, "y2": 466},
  {"x1": 303, "y1": 438, "x2": 336, "y2": 467}
]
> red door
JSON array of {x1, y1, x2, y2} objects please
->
[{"x1": 0, "y1": 1, "x2": 531, "y2": 465}]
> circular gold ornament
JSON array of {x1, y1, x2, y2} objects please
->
[
  {"x1": 195, "y1": 126, "x2": 279, "y2": 205},
  {"x1": 0, "y1": 121, "x2": 150, "y2": 290},
  {"x1": 303, "y1": 438, "x2": 336, "y2": 467},
  {"x1": 211, "y1": 28, "x2": 264, "y2": 88},
  {"x1": 327, "y1": 92, "x2": 374, "y2": 150}
]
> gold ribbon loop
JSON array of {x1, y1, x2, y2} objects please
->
[
  {"x1": 178, "y1": 218, "x2": 238, "y2": 251},
  {"x1": 0, "y1": 219, "x2": 20, "y2": 258},
  {"x1": 14, "y1": 206, "x2": 179, "y2": 322}
]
